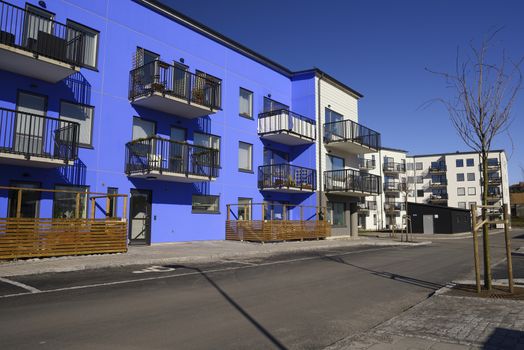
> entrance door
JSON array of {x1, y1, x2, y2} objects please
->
[
  {"x1": 129, "y1": 189, "x2": 152, "y2": 245},
  {"x1": 8, "y1": 182, "x2": 40, "y2": 218},
  {"x1": 423, "y1": 215, "x2": 434, "y2": 234}
]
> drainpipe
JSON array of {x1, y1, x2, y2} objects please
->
[
  {"x1": 317, "y1": 72, "x2": 324, "y2": 211},
  {"x1": 378, "y1": 149, "x2": 384, "y2": 230}
]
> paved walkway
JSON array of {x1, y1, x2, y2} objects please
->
[
  {"x1": 326, "y1": 292, "x2": 524, "y2": 350},
  {"x1": 0, "y1": 237, "x2": 427, "y2": 277}
]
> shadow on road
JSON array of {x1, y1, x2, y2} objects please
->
[
  {"x1": 482, "y1": 327, "x2": 524, "y2": 349},
  {"x1": 165, "y1": 264, "x2": 288, "y2": 350},
  {"x1": 322, "y1": 255, "x2": 448, "y2": 291}
]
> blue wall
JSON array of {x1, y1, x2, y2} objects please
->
[{"x1": 0, "y1": 0, "x2": 317, "y2": 243}]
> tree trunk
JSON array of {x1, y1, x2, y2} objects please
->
[{"x1": 481, "y1": 150, "x2": 492, "y2": 290}]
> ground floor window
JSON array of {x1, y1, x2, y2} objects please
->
[
  {"x1": 237, "y1": 197, "x2": 252, "y2": 220},
  {"x1": 7, "y1": 182, "x2": 40, "y2": 218},
  {"x1": 107, "y1": 187, "x2": 118, "y2": 218},
  {"x1": 329, "y1": 202, "x2": 345, "y2": 227},
  {"x1": 192, "y1": 195, "x2": 220, "y2": 214},
  {"x1": 53, "y1": 185, "x2": 89, "y2": 219}
]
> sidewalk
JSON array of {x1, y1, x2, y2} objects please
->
[
  {"x1": 0, "y1": 236, "x2": 428, "y2": 277},
  {"x1": 359, "y1": 229, "x2": 504, "y2": 241},
  {"x1": 325, "y1": 290, "x2": 524, "y2": 350}
]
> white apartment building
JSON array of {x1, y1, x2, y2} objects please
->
[{"x1": 358, "y1": 149, "x2": 510, "y2": 231}]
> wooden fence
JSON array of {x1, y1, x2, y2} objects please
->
[
  {"x1": 225, "y1": 203, "x2": 330, "y2": 242},
  {"x1": 0, "y1": 186, "x2": 128, "y2": 260},
  {"x1": 0, "y1": 218, "x2": 127, "y2": 259}
]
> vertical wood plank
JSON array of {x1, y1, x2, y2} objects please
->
[
  {"x1": 16, "y1": 189, "x2": 22, "y2": 218},
  {"x1": 75, "y1": 192, "x2": 81, "y2": 219}
]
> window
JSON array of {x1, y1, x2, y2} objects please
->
[
  {"x1": 467, "y1": 173, "x2": 475, "y2": 181},
  {"x1": 60, "y1": 101, "x2": 94, "y2": 146},
  {"x1": 456, "y1": 159, "x2": 464, "y2": 167},
  {"x1": 16, "y1": 91, "x2": 47, "y2": 154},
  {"x1": 373, "y1": 214, "x2": 377, "y2": 225},
  {"x1": 170, "y1": 127, "x2": 186, "y2": 142},
  {"x1": 327, "y1": 155, "x2": 345, "y2": 171},
  {"x1": 325, "y1": 108, "x2": 343, "y2": 124},
  {"x1": 263, "y1": 97, "x2": 288, "y2": 112},
  {"x1": 132, "y1": 117, "x2": 155, "y2": 140},
  {"x1": 53, "y1": 185, "x2": 88, "y2": 218},
  {"x1": 457, "y1": 187, "x2": 465, "y2": 196},
  {"x1": 7, "y1": 182, "x2": 40, "y2": 218},
  {"x1": 194, "y1": 132, "x2": 221, "y2": 166},
  {"x1": 24, "y1": 4, "x2": 54, "y2": 44},
  {"x1": 466, "y1": 158, "x2": 474, "y2": 166},
  {"x1": 237, "y1": 198, "x2": 252, "y2": 220},
  {"x1": 415, "y1": 162, "x2": 423, "y2": 170},
  {"x1": 407, "y1": 176, "x2": 414, "y2": 184},
  {"x1": 457, "y1": 173, "x2": 464, "y2": 182},
  {"x1": 238, "y1": 142, "x2": 252, "y2": 172},
  {"x1": 329, "y1": 202, "x2": 345, "y2": 227},
  {"x1": 239, "y1": 88, "x2": 253, "y2": 118},
  {"x1": 417, "y1": 189, "x2": 424, "y2": 197},
  {"x1": 468, "y1": 187, "x2": 476, "y2": 195},
  {"x1": 107, "y1": 187, "x2": 118, "y2": 218},
  {"x1": 457, "y1": 202, "x2": 467, "y2": 209},
  {"x1": 406, "y1": 163, "x2": 413, "y2": 171},
  {"x1": 66, "y1": 20, "x2": 99, "y2": 69},
  {"x1": 192, "y1": 195, "x2": 220, "y2": 214},
  {"x1": 416, "y1": 176, "x2": 423, "y2": 184}
]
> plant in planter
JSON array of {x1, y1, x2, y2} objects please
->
[
  {"x1": 192, "y1": 88, "x2": 205, "y2": 104},
  {"x1": 285, "y1": 175, "x2": 296, "y2": 188},
  {"x1": 301, "y1": 183, "x2": 312, "y2": 190},
  {"x1": 274, "y1": 179, "x2": 284, "y2": 187},
  {"x1": 151, "y1": 82, "x2": 165, "y2": 93}
]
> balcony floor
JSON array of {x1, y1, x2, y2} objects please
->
[
  {"x1": 0, "y1": 152, "x2": 70, "y2": 168},
  {"x1": 325, "y1": 189, "x2": 375, "y2": 197},
  {"x1": 127, "y1": 170, "x2": 216, "y2": 183},
  {"x1": 259, "y1": 132, "x2": 314, "y2": 146},
  {"x1": 131, "y1": 92, "x2": 217, "y2": 119},
  {"x1": 0, "y1": 44, "x2": 79, "y2": 83},
  {"x1": 260, "y1": 186, "x2": 314, "y2": 193},
  {"x1": 325, "y1": 140, "x2": 377, "y2": 154}
]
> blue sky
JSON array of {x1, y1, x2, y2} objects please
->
[{"x1": 160, "y1": 0, "x2": 524, "y2": 183}]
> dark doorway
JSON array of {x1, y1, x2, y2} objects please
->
[{"x1": 129, "y1": 189, "x2": 152, "y2": 245}]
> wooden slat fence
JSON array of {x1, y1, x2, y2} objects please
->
[
  {"x1": 226, "y1": 220, "x2": 331, "y2": 242},
  {"x1": 0, "y1": 218, "x2": 127, "y2": 259}
]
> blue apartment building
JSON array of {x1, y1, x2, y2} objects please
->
[{"x1": 0, "y1": 0, "x2": 381, "y2": 246}]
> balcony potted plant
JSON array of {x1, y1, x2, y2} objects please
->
[
  {"x1": 192, "y1": 87, "x2": 205, "y2": 104},
  {"x1": 301, "y1": 183, "x2": 312, "y2": 190},
  {"x1": 285, "y1": 175, "x2": 296, "y2": 188},
  {"x1": 151, "y1": 81, "x2": 165, "y2": 93}
]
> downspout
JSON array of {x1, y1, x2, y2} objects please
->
[
  {"x1": 317, "y1": 73, "x2": 324, "y2": 211},
  {"x1": 378, "y1": 149, "x2": 384, "y2": 230}
]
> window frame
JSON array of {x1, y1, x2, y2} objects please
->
[
  {"x1": 417, "y1": 189, "x2": 424, "y2": 197},
  {"x1": 467, "y1": 173, "x2": 475, "y2": 181},
  {"x1": 468, "y1": 187, "x2": 476, "y2": 195},
  {"x1": 59, "y1": 100, "x2": 95, "y2": 148},
  {"x1": 466, "y1": 158, "x2": 474, "y2": 167},
  {"x1": 194, "y1": 131, "x2": 221, "y2": 167},
  {"x1": 456, "y1": 159, "x2": 464, "y2": 167},
  {"x1": 7, "y1": 181, "x2": 41, "y2": 218},
  {"x1": 329, "y1": 201, "x2": 346, "y2": 227},
  {"x1": 239, "y1": 87, "x2": 253, "y2": 119},
  {"x1": 327, "y1": 154, "x2": 345, "y2": 171},
  {"x1": 238, "y1": 141, "x2": 253, "y2": 172},
  {"x1": 415, "y1": 162, "x2": 423, "y2": 170},
  {"x1": 52, "y1": 184, "x2": 89, "y2": 219},
  {"x1": 457, "y1": 173, "x2": 465, "y2": 182},
  {"x1": 191, "y1": 194, "x2": 220, "y2": 214},
  {"x1": 132, "y1": 116, "x2": 156, "y2": 140},
  {"x1": 457, "y1": 187, "x2": 466, "y2": 196},
  {"x1": 237, "y1": 197, "x2": 253, "y2": 220},
  {"x1": 65, "y1": 19, "x2": 100, "y2": 71},
  {"x1": 107, "y1": 187, "x2": 118, "y2": 218}
]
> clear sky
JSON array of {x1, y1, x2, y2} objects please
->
[{"x1": 160, "y1": 0, "x2": 524, "y2": 184}]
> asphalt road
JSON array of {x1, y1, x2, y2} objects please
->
[{"x1": 0, "y1": 229, "x2": 522, "y2": 350}]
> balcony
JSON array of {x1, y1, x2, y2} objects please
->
[
  {"x1": 383, "y1": 162, "x2": 406, "y2": 174},
  {"x1": 481, "y1": 161, "x2": 500, "y2": 172},
  {"x1": 324, "y1": 119, "x2": 380, "y2": 154},
  {"x1": 258, "y1": 109, "x2": 315, "y2": 146},
  {"x1": 384, "y1": 181, "x2": 404, "y2": 193},
  {"x1": 125, "y1": 136, "x2": 219, "y2": 182},
  {"x1": 482, "y1": 177, "x2": 502, "y2": 185},
  {"x1": 486, "y1": 192, "x2": 502, "y2": 202},
  {"x1": 258, "y1": 164, "x2": 316, "y2": 193},
  {"x1": 384, "y1": 202, "x2": 405, "y2": 213},
  {"x1": 324, "y1": 169, "x2": 381, "y2": 196},
  {"x1": 429, "y1": 180, "x2": 448, "y2": 188},
  {"x1": 0, "y1": 1, "x2": 96, "y2": 82},
  {"x1": 427, "y1": 194, "x2": 448, "y2": 204},
  {"x1": 358, "y1": 201, "x2": 377, "y2": 212},
  {"x1": 358, "y1": 158, "x2": 376, "y2": 170},
  {"x1": 129, "y1": 60, "x2": 221, "y2": 118},
  {"x1": 428, "y1": 165, "x2": 447, "y2": 174},
  {"x1": 0, "y1": 107, "x2": 79, "y2": 167}
]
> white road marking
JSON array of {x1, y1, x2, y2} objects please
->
[
  {"x1": 132, "y1": 265, "x2": 176, "y2": 274},
  {"x1": 0, "y1": 277, "x2": 41, "y2": 293},
  {"x1": 221, "y1": 260, "x2": 258, "y2": 266},
  {"x1": 0, "y1": 246, "x2": 404, "y2": 298}
]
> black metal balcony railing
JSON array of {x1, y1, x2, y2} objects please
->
[
  {"x1": 358, "y1": 158, "x2": 376, "y2": 170},
  {"x1": 0, "y1": 107, "x2": 79, "y2": 162},
  {"x1": 129, "y1": 60, "x2": 222, "y2": 110},
  {"x1": 258, "y1": 109, "x2": 316, "y2": 141},
  {"x1": 481, "y1": 177, "x2": 502, "y2": 185},
  {"x1": 0, "y1": 1, "x2": 95, "y2": 67},
  {"x1": 428, "y1": 194, "x2": 448, "y2": 201},
  {"x1": 384, "y1": 181, "x2": 405, "y2": 192},
  {"x1": 383, "y1": 162, "x2": 406, "y2": 173},
  {"x1": 384, "y1": 202, "x2": 405, "y2": 212},
  {"x1": 429, "y1": 179, "x2": 448, "y2": 187},
  {"x1": 324, "y1": 119, "x2": 381, "y2": 150},
  {"x1": 429, "y1": 165, "x2": 447, "y2": 173},
  {"x1": 324, "y1": 169, "x2": 381, "y2": 194},
  {"x1": 125, "y1": 136, "x2": 219, "y2": 179},
  {"x1": 258, "y1": 164, "x2": 316, "y2": 191}
]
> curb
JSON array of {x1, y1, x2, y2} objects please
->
[{"x1": 0, "y1": 240, "x2": 431, "y2": 277}]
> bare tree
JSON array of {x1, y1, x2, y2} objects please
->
[{"x1": 428, "y1": 30, "x2": 523, "y2": 290}]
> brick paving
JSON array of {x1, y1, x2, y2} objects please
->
[{"x1": 326, "y1": 293, "x2": 524, "y2": 350}]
